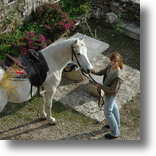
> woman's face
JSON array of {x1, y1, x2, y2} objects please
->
[{"x1": 111, "y1": 59, "x2": 118, "y2": 68}]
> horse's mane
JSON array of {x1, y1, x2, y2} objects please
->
[{"x1": 41, "y1": 38, "x2": 77, "y2": 53}]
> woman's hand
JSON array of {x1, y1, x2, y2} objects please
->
[{"x1": 95, "y1": 83, "x2": 102, "y2": 89}]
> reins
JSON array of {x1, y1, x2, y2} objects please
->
[{"x1": 71, "y1": 46, "x2": 104, "y2": 108}]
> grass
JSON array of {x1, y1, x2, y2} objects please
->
[
  {"x1": 0, "y1": 96, "x2": 95, "y2": 135},
  {"x1": 120, "y1": 94, "x2": 140, "y2": 140}
]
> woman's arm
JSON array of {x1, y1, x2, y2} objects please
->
[
  {"x1": 91, "y1": 65, "x2": 110, "y2": 76},
  {"x1": 97, "y1": 78, "x2": 122, "y2": 94}
]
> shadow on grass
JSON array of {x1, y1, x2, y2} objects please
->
[
  {"x1": 52, "y1": 101, "x2": 68, "y2": 113},
  {"x1": 0, "y1": 101, "x2": 28, "y2": 118}
]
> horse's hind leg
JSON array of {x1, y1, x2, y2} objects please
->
[
  {"x1": 40, "y1": 90, "x2": 47, "y2": 119},
  {"x1": 44, "y1": 87, "x2": 57, "y2": 124}
]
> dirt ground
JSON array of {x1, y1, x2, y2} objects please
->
[{"x1": 0, "y1": 24, "x2": 140, "y2": 140}]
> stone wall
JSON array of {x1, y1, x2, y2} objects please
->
[
  {"x1": 0, "y1": 0, "x2": 59, "y2": 33},
  {"x1": 91, "y1": 0, "x2": 140, "y2": 26}
]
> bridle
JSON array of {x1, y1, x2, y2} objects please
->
[{"x1": 71, "y1": 45, "x2": 104, "y2": 108}]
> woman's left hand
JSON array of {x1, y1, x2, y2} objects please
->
[{"x1": 95, "y1": 83, "x2": 102, "y2": 89}]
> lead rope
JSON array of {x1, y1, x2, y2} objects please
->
[{"x1": 72, "y1": 47, "x2": 105, "y2": 108}]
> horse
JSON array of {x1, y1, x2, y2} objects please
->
[
  {"x1": 39, "y1": 38, "x2": 93, "y2": 124},
  {"x1": 0, "y1": 38, "x2": 93, "y2": 124}
]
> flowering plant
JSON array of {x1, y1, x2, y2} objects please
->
[
  {"x1": 33, "y1": 3, "x2": 76, "y2": 40},
  {"x1": 19, "y1": 32, "x2": 51, "y2": 55}
]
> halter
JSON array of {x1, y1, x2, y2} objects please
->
[{"x1": 71, "y1": 46, "x2": 104, "y2": 108}]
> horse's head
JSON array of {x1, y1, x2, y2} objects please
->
[{"x1": 72, "y1": 39, "x2": 93, "y2": 74}]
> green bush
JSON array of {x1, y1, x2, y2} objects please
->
[
  {"x1": 60, "y1": 0, "x2": 91, "y2": 19},
  {"x1": 19, "y1": 23, "x2": 44, "y2": 34},
  {"x1": 0, "y1": 29, "x2": 24, "y2": 59},
  {"x1": 32, "y1": 3, "x2": 76, "y2": 40},
  {"x1": 0, "y1": 3, "x2": 76, "y2": 60}
]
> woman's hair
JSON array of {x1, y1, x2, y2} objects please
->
[{"x1": 109, "y1": 52, "x2": 123, "y2": 69}]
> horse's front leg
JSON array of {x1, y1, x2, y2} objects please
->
[
  {"x1": 44, "y1": 86, "x2": 57, "y2": 124},
  {"x1": 40, "y1": 89, "x2": 47, "y2": 119}
]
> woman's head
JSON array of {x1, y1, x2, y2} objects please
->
[{"x1": 109, "y1": 52, "x2": 123, "y2": 69}]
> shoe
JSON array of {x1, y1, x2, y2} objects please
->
[
  {"x1": 104, "y1": 133, "x2": 119, "y2": 140},
  {"x1": 102, "y1": 125, "x2": 110, "y2": 129}
]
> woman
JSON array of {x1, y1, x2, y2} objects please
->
[{"x1": 91, "y1": 52, "x2": 123, "y2": 139}]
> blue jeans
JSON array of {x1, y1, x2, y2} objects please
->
[{"x1": 104, "y1": 96, "x2": 120, "y2": 137}]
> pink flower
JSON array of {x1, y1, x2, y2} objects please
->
[
  {"x1": 20, "y1": 47, "x2": 28, "y2": 55},
  {"x1": 44, "y1": 24, "x2": 52, "y2": 30},
  {"x1": 64, "y1": 24, "x2": 71, "y2": 30},
  {"x1": 39, "y1": 34, "x2": 47, "y2": 42},
  {"x1": 26, "y1": 32, "x2": 35, "y2": 38},
  {"x1": 28, "y1": 40, "x2": 33, "y2": 47},
  {"x1": 58, "y1": 21, "x2": 64, "y2": 25}
]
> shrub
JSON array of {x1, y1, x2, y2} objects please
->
[
  {"x1": 19, "y1": 32, "x2": 52, "y2": 55},
  {"x1": 0, "y1": 3, "x2": 75, "y2": 60},
  {"x1": 0, "y1": 29, "x2": 24, "y2": 59},
  {"x1": 60, "y1": 0, "x2": 91, "y2": 19},
  {"x1": 32, "y1": 3, "x2": 76, "y2": 40},
  {"x1": 19, "y1": 22, "x2": 44, "y2": 34}
]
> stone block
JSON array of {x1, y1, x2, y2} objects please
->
[
  {"x1": 121, "y1": 22, "x2": 140, "y2": 40},
  {"x1": 106, "y1": 12, "x2": 118, "y2": 24},
  {"x1": 7, "y1": 78, "x2": 37, "y2": 103},
  {"x1": 62, "y1": 69, "x2": 85, "y2": 82},
  {"x1": 0, "y1": 88, "x2": 7, "y2": 112}
]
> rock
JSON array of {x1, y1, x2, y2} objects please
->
[
  {"x1": 111, "y1": 2, "x2": 120, "y2": 13},
  {"x1": 7, "y1": 78, "x2": 37, "y2": 103},
  {"x1": 105, "y1": 12, "x2": 118, "y2": 24},
  {"x1": 62, "y1": 69, "x2": 85, "y2": 82},
  {"x1": 0, "y1": 88, "x2": 8, "y2": 112},
  {"x1": 121, "y1": 22, "x2": 140, "y2": 40}
]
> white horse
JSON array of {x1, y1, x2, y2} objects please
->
[
  {"x1": 0, "y1": 38, "x2": 93, "y2": 124},
  {"x1": 37, "y1": 38, "x2": 93, "y2": 124}
]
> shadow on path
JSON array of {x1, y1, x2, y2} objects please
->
[{"x1": 0, "y1": 118, "x2": 53, "y2": 140}]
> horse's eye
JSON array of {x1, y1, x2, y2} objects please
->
[{"x1": 77, "y1": 53, "x2": 81, "y2": 56}]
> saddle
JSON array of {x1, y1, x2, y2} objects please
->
[
  {"x1": 4, "y1": 50, "x2": 49, "y2": 88},
  {"x1": 21, "y1": 49, "x2": 49, "y2": 87}
]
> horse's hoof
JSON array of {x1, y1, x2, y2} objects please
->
[
  {"x1": 40, "y1": 116, "x2": 46, "y2": 121},
  {"x1": 43, "y1": 112, "x2": 47, "y2": 118},
  {"x1": 47, "y1": 117, "x2": 56, "y2": 125}
]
